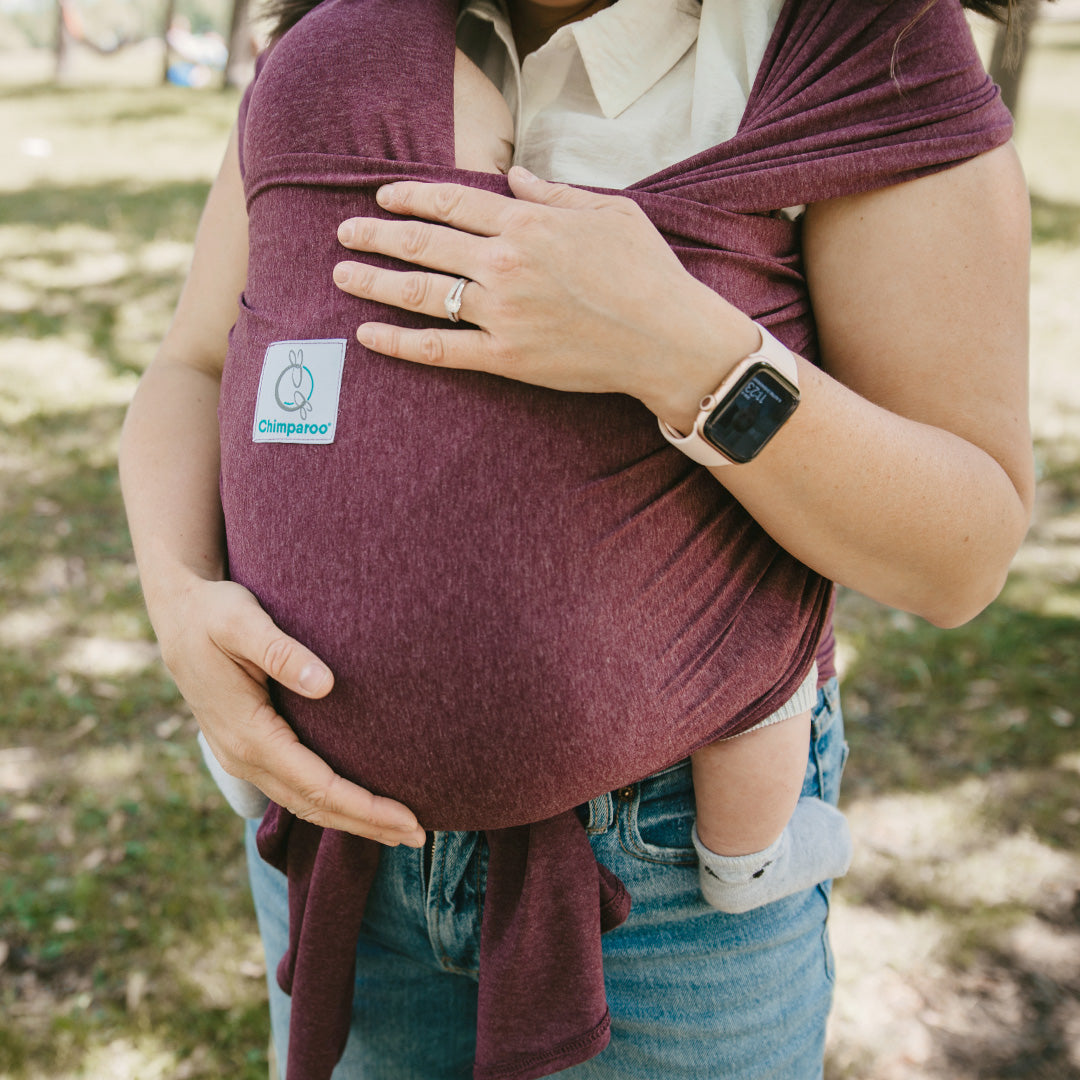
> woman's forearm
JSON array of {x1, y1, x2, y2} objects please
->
[
  {"x1": 119, "y1": 358, "x2": 227, "y2": 623},
  {"x1": 646, "y1": 303, "x2": 1031, "y2": 627},
  {"x1": 653, "y1": 148, "x2": 1033, "y2": 627},
  {"x1": 120, "y1": 126, "x2": 246, "y2": 622},
  {"x1": 703, "y1": 357, "x2": 1032, "y2": 628},
  {"x1": 703, "y1": 146, "x2": 1032, "y2": 627}
]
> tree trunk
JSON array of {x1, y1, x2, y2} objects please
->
[
  {"x1": 161, "y1": 0, "x2": 177, "y2": 85},
  {"x1": 224, "y1": 0, "x2": 254, "y2": 89},
  {"x1": 988, "y1": 0, "x2": 1041, "y2": 120},
  {"x1": 54, "y1": 0, "x2": 69, "y2": 81}
]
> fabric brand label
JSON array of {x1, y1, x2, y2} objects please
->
[{"x1": 252, "y1": 339, "x2": 346, "y2": 444}]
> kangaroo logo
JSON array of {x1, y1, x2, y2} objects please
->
[{"x1": 274, "y1": 348, "x2": 315, "y2": 420}]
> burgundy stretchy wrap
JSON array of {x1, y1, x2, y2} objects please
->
[{"x1": 218, "y1": 0, "x2": 1011, "y2": 1075}]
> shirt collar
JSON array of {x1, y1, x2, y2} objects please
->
[
  {"x1": 458, "y1": 0, "x2": 511, "y2": 41},
  {"x1": 570, "y1": 0, "x2": 701, "y2": 119},
  {"x1": 459, "y1": 0, "x2": 701, "y2": 121}
]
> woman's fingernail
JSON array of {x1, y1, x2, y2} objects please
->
[
  {"x1": 376, "y1": 184, "x2": 397, "y2": 206},
  {"x1": 298, "y1": 663, "x2": 328, "y2": 693},
  {"x1": 357, "y1": 325, "x2": 376, "y2": 348},
  {"x1": 333, "y1": 263, "x2": 351, "y2": 285},
  {"x1": 337, "y1": 220, "x2": 354, "y2": 244}
]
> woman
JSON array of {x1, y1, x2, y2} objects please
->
[{"x1": 119, "y1": 0, "x2": 1032, "y2": 1074}]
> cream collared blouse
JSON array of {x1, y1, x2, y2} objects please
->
[{"x1": 456, "y1": 0, "x2": 795, "y2": 206}]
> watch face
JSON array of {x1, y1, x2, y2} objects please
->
[{"x1": 701, "y1": 364, "x2": 799, "y2": 464}]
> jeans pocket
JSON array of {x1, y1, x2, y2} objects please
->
[
  {"x1": 804, "y1": 677, "x2": 848, "y2": 975},
  {"x1": 617, "y1": 761, "x2": 698, "y2": 866},
  {"x1": 805, "y1": 676, "x2": 848, "y2": 807}
]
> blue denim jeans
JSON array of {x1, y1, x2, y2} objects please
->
[{"x1": 245, "y1": 677, "x2": 848, "y2": 1079}]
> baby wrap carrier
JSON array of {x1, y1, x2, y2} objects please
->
[{"x1": 218, "y1": 0, "x2": 1011, "y2": 1075}]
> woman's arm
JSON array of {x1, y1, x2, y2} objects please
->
[
  {"x1": 706, "y1": 143, "x2": 1033, "y2": 627},
  {"x1": 119, "y1": 129, "x2": 425, "y2": 845},
  {"x1": 122, "y1": 126, "x2": 246, "y2": 606},
  {"x1": 330, "y1": 145, "x2": 1033, "y2": 628}
]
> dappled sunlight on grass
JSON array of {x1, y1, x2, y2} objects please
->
[
  {"x1": 163, "y1": 922, "x2": 268, "y2": 1011},
  {"x1": 77, "y1": 1036, "x2": 184, "y2": 1080},
  {"x1": 0, "y1": 604, "x2": 64, "y2": 650},
  {"x1": 829, "y1": 451, "x2": 1080, "y2": 1076},
  {"x1": 0, "y1": 190, "x2": 209, "y2": 379},
  {"x1": 0, "y1": 707, "x2": 267, "y2": 1077},
  {"x1": 830, "y1": 762, "x2": 1080, "y2": 1076},
  {"x1": 0, "y1": 67, "x2": 271, "y2": 1080},
  {"x1": 828, "y1": 531, "x2": 1080, "y2": 1078},
  {"x1": 0, "y1": 748, "x2": 43, "y2": 796},
  {"x1": 836, "y1": 594, "x2": 1080, "y2": 792},
  {"x1": 59, "y1": 636, "x2": 160, "y2": 679},
  {"x1": 0, "y1": 70, "x2": 240, "y2": 189},
  {"x1": 0, "y1": 344, "x2": 136, "y2": 424},
  {"x1": 845, "y1": 779, "x2": 1078, "y2": 912},
  {"x1": 74, "y1": 744, "x2": 147, "y2": 788},
  {"x1": 9, "y1": 240, "x2": 131, "y2": 291}
]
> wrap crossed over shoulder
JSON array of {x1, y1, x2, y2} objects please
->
[{"x1": 218, "y1": 0, "x2": 1011, "y2": 1075}]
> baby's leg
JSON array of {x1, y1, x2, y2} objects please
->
[
  {"x1": 691, "y1": 671, "x2": 851, "y2": 913},
  {"x1": 692, "y1": 709, "x2": 811, "y2": 856}
]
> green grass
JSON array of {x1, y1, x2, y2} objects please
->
[
  {"x1": 0, "y1": 71, "x2": 268, "y2": 1080},
  {"x1": 838, "y1": 600, "x2": 1080, "y2": 794},
  {"x1": 0, "y1": 19, "x2": 1079, "y2": 1080}
]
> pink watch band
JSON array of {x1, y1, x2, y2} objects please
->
[{"x1": 657, "y1": 323, "x2": 799, "y2": 467}]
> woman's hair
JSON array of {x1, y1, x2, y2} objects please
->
[
  {"x1": 259, "y1": 0, "x2": 327, "y2": 39},
  {"x1": 258, "y1": 0, "x2": 1021, "y2": 41}
]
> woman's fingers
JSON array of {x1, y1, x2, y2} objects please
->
[
  {"x1": 504, "y1": 165, "x2": 628, "y2": 211},
  {"x1": 232, "y1": 711, "x2": 425, "y2": 845},
  {"x1": 332, "y1": 175, "x2": 646, "y2": 336},
  {"x1": 367, "y1": 170, "x2": 621, "y2": 231},
  {"x1": 337, "y1": 213, "x2": 483, "y2": 277},
  {"x1": 374, "y1": 179, "x2": 520, "y2": 236},
  {"x1": 335, "y1": 174, "x2": 623, "y2": 294},
  {"x1": 332, "y1": 169, "x2": 728, "y2": 409},
  {"x1": 355, "y1": 322, "x2": 495, "y2": 372},
  {"x1": 333, "y1": 261, "x2": 485, "y2": 326}
]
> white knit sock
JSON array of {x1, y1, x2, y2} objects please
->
[{"x1": 693, "y1": 797, "x2": 852, "y2": 914}]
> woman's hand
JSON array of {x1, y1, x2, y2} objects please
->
[
  {"x1": 158, "y1": 575, "x2": 427, "y2": 847},
  {"x1": 332, "y1": 166, "x2": 758, "y2": 427}
]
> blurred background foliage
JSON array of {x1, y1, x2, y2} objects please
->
[
  {"x1": 0, "y1": 1, "x2": 234, "y2": 48},
  {"x1": 0, "y1": 3, "x2": 1078, "y2": 1078}
]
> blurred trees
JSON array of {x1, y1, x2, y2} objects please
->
[
  {"x1": 160, "y1": 0, "x2": 177, "y2": 82},
  {"x1": 224, "y1": 0, "x2": 254, "y2": 88},
  {"x1": 46, "y1": 0, "x2": 254, "y2": 87},
  {"x1": 988, "y1": 0, "x2": 1042, "y2": 118}
]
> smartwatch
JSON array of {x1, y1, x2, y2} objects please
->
[{"x1": 658, "y1": 323, "x2": 800, "y2": 467}]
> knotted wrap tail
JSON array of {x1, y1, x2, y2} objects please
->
[
  {"x1": 257, "y1": 807, "x2": 630, "y2": 1080},
  {"x1": 256, "y1": 805, "x2": 381, "y2": 1080},
  {"x1": 476, "y1": 814, "x2": 631, "y2": 1080}
]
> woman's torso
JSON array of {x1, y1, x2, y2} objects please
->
[{"x1": 219, "y1": 0, "x2": 830, "y2": 829}]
